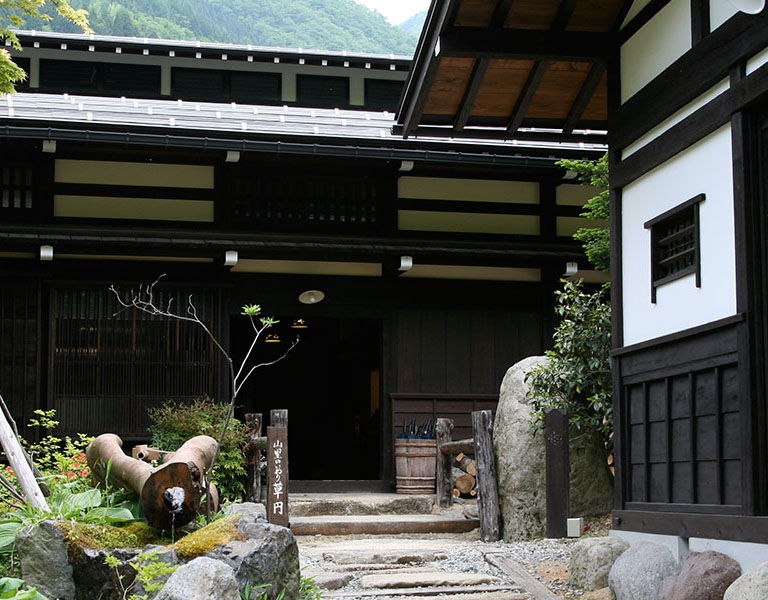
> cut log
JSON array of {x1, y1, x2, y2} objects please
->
[
  {"x1": 87, "y1": 433, "x2": 219, "y2": 530},
  {"x1": 439, "y1": 438, "x2": 474, "y2": 456},
  {"x1": 453, "y1": 488, "x2": 461, "y2": 498},
  {"x1": 453, "y1": 469, "x2": 476, "y2": 495},
  {"x1": 454, "y1": 454, "x2": 477, "y2": 476}
]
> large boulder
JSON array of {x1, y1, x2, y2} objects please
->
[
  {"x1": 16, "y1": 521, "x2": 76, "y2": 600},
  {"x1": 71, "y1": 547, "x2": 139, "y2": 600},
  {"x1": 569, "y1": 536, "x2": 630, "y2": 590},
  {"x1": 205, "y1": 516, "x2": 299, "y2": 600},
  {"x1": 222, "y1": 502, "x2": 267, "y2": 521},
  {"x1": 494, "y1": 356, "x2": 613, "y2": 540},
  {"x1": 129, "y1": 546, "x2": 180, "y2": 600},
  {"x1": 661, "y1": 551, "x2": 740, "y2": 600},
  {"x1": 494, "y1": 356, "x2": 549, "y2": 540},
  {"x1": 155, "y1": 557, "x2": 239, "y2": 600},
  {"x1": 723, "y1": 561, "x2": 768, "y2": 600},
  {"x1": 609, "y1": 541, "x2": 680, "y2": 600}
]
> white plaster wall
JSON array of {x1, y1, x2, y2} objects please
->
[
  {"x1": 611, "y1": 530, "x2": 768, "y2": 572},
  {"x1": 709, "y1": 1, "x2": 740, "y2": 30},
  {"x1": 620, "y1": 0, "x2": 691, "y2": 103},
  {"x1": 622, "y1": 0, "x2": 654, "y2": 27},
  {"x1": 621, "y1": 125, "x2": 736, "y2": 346},
  {"x1": 747, "y1": 45, "x2": 768, "y2": 75}
]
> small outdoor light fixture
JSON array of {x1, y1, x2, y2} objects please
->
[
  {"x1": 564, "y1": 262, "x2": 579, "y2": 277},
  {"x1": 39, "y1": 245, "x2": 54, "y2": 261},
  {"x1": 42, "y1": 140, "x2": 57, "y2": 154},
  {"x1": 265, "y1": 333, "x2": 281, "y2": 343},
  {"x1": 298, "y1": 290, "x2": 325, "y2": 305},
  {"x1": 563, "y1": 170, "x2": 578, "y2": 180},
  {"x1": 224, "y1": 250, "x2": 238, "y2": 267},
  {"x1": 291, "y1": 318, "x2": 308, "y2": 329},
  {"x1": 225, "y1": 150, "x2": 241, "y2": 163},
  {"x1": 398, "y1": 256, "x2": 413, "y2": 272},
  {"x1": 399, "y1": 160, "x2": 415, "y2": 172}
]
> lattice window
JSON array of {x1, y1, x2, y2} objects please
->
[
  {"x1": 645, "y1": 194, "x2": 704, "y2": 302},
  {"x1": 1, "y1": 165, "x2": 34, "y2": 212}
]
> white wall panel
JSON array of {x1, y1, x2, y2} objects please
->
[
  {"x1": 620, "y1": 0, "x2": 692, "y2": 102},
  {"x1": 747, "y1": 46, "x2": 768, "y2": 75},
  {"x1": 622, "y1": 125, "x2": 736, "y2": 345},
  {"x1": 709, "y1": 2, "x2": 739, "y2": 30}
]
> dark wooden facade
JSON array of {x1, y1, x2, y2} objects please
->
[{"x1": 0, "y1": 31, "x2": 604, "y2": 487}]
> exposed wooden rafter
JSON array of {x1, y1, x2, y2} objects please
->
[
  {"x1": 453, "y1": 0, "x2": 516, "y2": 131},
  {"x1": 562, "y1": 63, "x2": 606, "y2": 133},
  {"x1": 505, "y1": 0, "x2": 582, "y2": 136}
]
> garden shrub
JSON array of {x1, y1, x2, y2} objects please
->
[{"x1": 147, "y1": 397, "x2": 248, "y2": 502}]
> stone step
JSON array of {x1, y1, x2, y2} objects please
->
[
  {"x1": 291, "y1": 514, "x2": 479, "y2": 536},
  {"x1": 324, "y1": 584, "x2": 526, "y2": 598},
  {"x1": 319, "y1": 549, "x2": 449, "y2": 566},
  {"x1": 289, "y1": 493, "x2": 435, "y2": 517},
  {"x1": 360, "y1": 572, "x2": 503, "y2": 589}
]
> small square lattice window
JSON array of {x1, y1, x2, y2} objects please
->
[
  {"x1": 644, "y1": 194, "x2": 704, "y2": 303},
  {"x1": 1, "y1": 166, "x2": 34, "y2": 212}
]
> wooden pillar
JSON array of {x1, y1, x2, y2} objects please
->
[
  {"x1": 545, "y1": 408, "x2": 569, "y2": 538},
  {"x1": 0, "y1": 403, "x2": 48, "y2": 511},
  {"x1": 435, "y1": 418, "x2": 455, "y2": 508},
  {"x1": 245, "y1": 413, "x2": 262, "y2": 503},
  {"x1": 267, "y1": 424, "x2": 288, "y2": 527},
  {"x1": 472, "y1": 410, "x2": 500, "y2": 542},
  {"x1": 271, "y1": 409, "x2": 288, "y2": 428}
]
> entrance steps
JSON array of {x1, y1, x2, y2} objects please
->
[{"x1": 288, "y1": 493, "x2": 480, "y2": 536}]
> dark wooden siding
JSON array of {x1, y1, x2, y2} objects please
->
[
  {"x1": 615, "y1": 318, "x2": 743, "y2": 515},
  {"x1": 50, "y1": 286, "x2": 217, "y2": 439},
  {"x1": 39, "y1": 60, "x2": 161, "y2": 96},
  {"x1": 390, "y1": 307, "x2": 546, "y2": 443},
  {"x1": 0, "y1": 279, "x2": 40, "y2": 436}
]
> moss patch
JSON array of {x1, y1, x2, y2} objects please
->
[
  {"x1": 54, "y1": 521, "x2": 165, "y2": 562},
  {"x1": 172, "y1": 515, "x2": 245, "y2": 560}
]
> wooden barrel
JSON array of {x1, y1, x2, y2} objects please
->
[{"x1": 394, "y1": 438, "x2": 437, "y2": 494}]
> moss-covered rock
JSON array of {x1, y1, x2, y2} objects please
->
[
  {"x1": 54, "y1": 521, "x2": 165, "y2": 561},
  {"x1": 172, "y1": 515, "x2": 245, "y2": 560}
]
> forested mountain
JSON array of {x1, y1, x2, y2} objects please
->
[
  {"x1": 24, "y1": 0, "x2": 419, "y2": 55},
  {"x1": 398, "y1": 11, "x2": 427, "y2": 37}
]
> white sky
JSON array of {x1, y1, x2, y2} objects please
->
[{"x1": 353, "y1": 0, "x2": 432, "y2": 25}]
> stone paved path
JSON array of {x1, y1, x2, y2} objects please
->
[{"x1": 297, "y1": 533, "x2": 578, "y2": 599}]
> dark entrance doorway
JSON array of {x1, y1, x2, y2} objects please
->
[{"x1": 232, "y1": 315, "x2": 382, "y2": 482}]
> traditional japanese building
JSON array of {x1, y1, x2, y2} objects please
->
[
  {"x1": 397, "y1": 0, "x2": 768, "y2": 569},
  {"x1": 0, "y1": 30, "x2": 604, "y2": 490}
]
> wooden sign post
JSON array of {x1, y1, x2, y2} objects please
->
[
  {"x1": 267, "y1": 419, "x2": 288, "y2": 527},
  {"x1": 545, "y1": 408, "x2": 569, "y2": 539}
]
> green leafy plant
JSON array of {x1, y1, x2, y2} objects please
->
[
  {"x1": 148, "y1": 397, "x2": 248, "y2": 502},
  {"x1": 299, "y1": 576, "x2": 324, "y2": 600},
  {"x1": 0, "y1": 577, "x2": 48, "y2": 600},
  {"x1": 106, "y1": 549, "x2": 179, "y2": 600},
  {"x1": 557, "y1": 153, "x2": 609, "y2": 272},
  {"x1": 239, "y1": 576, "x2": 323, "y2": 600},
  {"x1": 0, "y1": 488, "x2": 135, "y2": 552},
  {"x1": 526, "y1": 279, "x2": 612, "y2": 454}
]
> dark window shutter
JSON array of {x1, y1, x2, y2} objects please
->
[
  {"x1": 102, "y1": 63, "x2": 160, "y2": 94},
  {"x1": 296, "y1": 75, "x2": 349, "y2": 107},
  {"x1": 172, "y1": 68, "x2": 227, "y2": 101},
  {"x1": 40, "y1": 59, "x2": 99, "y2": 90},
  {"x1": 364, "y1": 79, "x2": 404, "y2": 111},
  {"x1": 230, "y1": 72, "x2": 281, "y2": 103},
  {"x1": 12, "y1": 57, "x2": 31, "y2": 90}
]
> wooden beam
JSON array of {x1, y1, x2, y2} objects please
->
[
  {"x1": 399, "y1": 0, "x2": 458, "y2": 136},
  {"x1": 612, "y1": 0, "x2": 635, "y2": 31},
  {"x1": 690, "y1": 0, "x2": 710, "y2": 44},
  {"x1": 438, "y1": 27, "x2": 613, "y2": 61},
  {"x1": 491, "y1": 0, "x2": 516, "y2": 27},
  {"x1": 392, "y1": 123, "x2": 607, "y2": 144},
  {"x1": 562, "y1": 63, "x2": 606, "y2": 133},
  {"x1": 436, "y1": 418, "x2": 455, "y2": 508},
  {"x1": 454, "y1": 58, "x2": 490, "y2": 131},
  {"x1": 506, "y1": 62, "x2": 549, "y2": 134},
  {"x1": 473, "y1": 410, "x2": 500, "y2": 542},
  {"x1": 550, "y1": 0, "x2": 578, "y2": 30}
]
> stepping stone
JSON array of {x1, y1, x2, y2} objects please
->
[
  {"x1": 322, "y1": 550, "x2": 449, "y2": 565},
  {"x1": 325, "y1": 584, "x2": 523, "y2": 598},
  {"x1": 290, "y1": 494, "x2": 435, "y2": 517},
  {"x1": 291, "y1": 514, "x2": 479, "y2": 536},
  {"x1": 360, "y1": 572, "x2": 503, "y2": 589}
]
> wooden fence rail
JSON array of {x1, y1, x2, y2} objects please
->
[{"x1": 436, "y1": 410, "x2": 500, "y2": 542}]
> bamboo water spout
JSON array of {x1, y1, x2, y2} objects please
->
[{"x1": 86, "y1": 433, "x2": 219, "y2": 530}]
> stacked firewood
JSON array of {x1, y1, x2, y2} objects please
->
[{"x1": 451, "y1": 452, "x2": 478, "y2": 498}]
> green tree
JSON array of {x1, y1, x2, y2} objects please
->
[
  {"x1": 557, "y1": 152, "x2": 609, "y2": 271},
  {"x1": 0, "y1": 0, "x2": 90, "y2": 95},
  {"x1": 526, "y1": 153, "x2": 612, "y2": 455}
]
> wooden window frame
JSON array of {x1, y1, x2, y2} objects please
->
[{"x1": 645, "y1": 194, "x2": 705, "y2": 303}]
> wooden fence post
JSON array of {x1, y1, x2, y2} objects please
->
[
  {"x1": 545, "y1": 408, "x2": 569, "y2": 538},
  {"x1": 435, "y1": 418, "x2": 454, "y2": 508},
  {"x1": 0, "y1": 402, "x2": 48, "y2": 511},
  {"x1": 244, "y1": 413, "x2": 262, "y2": 503},
  {"x1": 472, "y1": 410, "x2": 500, "y2": 542},
  {"x1": 271, "y1": 409, "x2": 288, "y2": 429}
]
